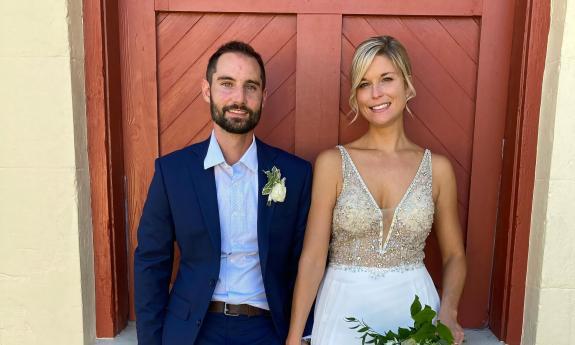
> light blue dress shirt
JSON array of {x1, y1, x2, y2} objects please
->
[{"x1": 203, "y1": 132, "x2": 269, "y2": 310}]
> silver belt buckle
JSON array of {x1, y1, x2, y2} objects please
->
[{"x1": 223, "y1": 302, "x2": 240, "y2": 317}]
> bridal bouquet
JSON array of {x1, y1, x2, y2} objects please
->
[{"x1": 345, "y1": 295, "x2": 454, "y2": 345}]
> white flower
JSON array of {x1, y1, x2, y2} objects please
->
[
  {"x1": 269, "y1": 177, "x2": 286, "y2": 203},
  {"x1": 262, "y1": 166, "x2": 287, "y2": 206}
]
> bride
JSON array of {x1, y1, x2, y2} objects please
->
[{"x1": 286, "y1": 36, "x2": 466, "y2": 345}]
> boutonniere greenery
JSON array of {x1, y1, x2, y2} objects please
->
[
  {"x1": 346, "y1": 295, "x2": 454, "y2": 345},
  {"x1": 262, "y1": 166, "x2": 286, "y2": 206}
]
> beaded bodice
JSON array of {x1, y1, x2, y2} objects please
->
[{"x1": 329, "y1": 146, "x2": 434, "y2": 271}]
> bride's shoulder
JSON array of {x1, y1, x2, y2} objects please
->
[
  {"x1": 315, "y1": 147, "x2": 341, "y2": 168},
  {"x1": 313, "y1": 148, "x2": 343, "y2": 178}
]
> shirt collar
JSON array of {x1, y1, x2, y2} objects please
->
[{"x1": 203, "y1": 131, "x2": 257, "y2": 172}]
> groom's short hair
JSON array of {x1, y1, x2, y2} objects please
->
[{"x1": 206, "y1": 41, "x2": 266, "y2": 89}]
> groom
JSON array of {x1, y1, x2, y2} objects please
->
[{"x1": 134, "y1": 41, "x2": 312, "y2": 345}]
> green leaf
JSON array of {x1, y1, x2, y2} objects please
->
[
  {"x1": 410, "y1": 295, "x2": 422, "y2": 317},
  {"x1": 436, "y1": 321, "x2": 454, "y2": 343},
  {"x1": 385, "y1": 330, "x2": 398, "y2": 340},
  {"x1": 397, "y1": 327, "x2": 411, "y2": 339},
  {"x1": 413, "y1": 305, "x2": 436, "y2": 328},
  {"x1": 411, "y1": 323, "x2": 436, "y2": 342}
]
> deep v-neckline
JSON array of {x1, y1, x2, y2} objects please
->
[
  {"x1": 340, "y1": 146, "x2": 428, "y2": 211},
  {"x1": 340, "y1": 146, "x2": 428, "y2": 252}
]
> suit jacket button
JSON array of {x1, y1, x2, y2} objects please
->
[
  {"x1": 196, "y1": 319, "x2": 202, "y2": 327},
  {"x1": 209, "y1": 279, "x2": 216, "y2": 287}
]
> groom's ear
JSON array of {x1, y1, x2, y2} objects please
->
[
  {"x1": 201, "y1": 79, "x2": 211, "y2": 103},
  {"x1": 261, "y1": 88, "x2": 268, "y2": 108}
]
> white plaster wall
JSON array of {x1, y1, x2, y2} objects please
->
[
  {"x1": 523, "y1": 0, "x2": 575, "y2": 344},
  {"x1": 0, "y1": 0, "x2": 95, "y2": 344}
]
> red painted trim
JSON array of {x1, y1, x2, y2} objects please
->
[
  {"x1": 459, "y1": 0, "x2": 517, "y2": 327},
  {"x1": 295, "y1": 14, "x2": 341, "y2": 161},
  {"x1": 84, "y1": 0, "x2": 129, "y2": 337},
  {"x1": 155, "y1": 0, "x2": 169, "y2": 11},
  {"x1": 167, "y1": 0, "x2": 482, "y2": 16},
  {"x1": 118, "y1": 0, "x2": 160, "y2": 320},
  {"x1": 489, "y1": 0, "x2": 550, "y2": 343}
]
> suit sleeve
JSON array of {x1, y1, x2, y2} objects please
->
[
  {"x1": 134, "y1": 159, "x2": 175, "y2": 345},
  {"x1": 290, "y1": 161, "x2": 314, "y2": 336}
]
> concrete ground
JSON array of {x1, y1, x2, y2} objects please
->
[{"x1": 96, "y1": 322, "x2": 506, "y2": 345}]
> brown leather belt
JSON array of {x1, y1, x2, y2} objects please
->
[{"x1": 208, "y1": 301, "x2": 271, "y2": 317}]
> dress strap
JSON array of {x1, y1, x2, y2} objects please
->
[
  {"x1": 336, "y1": 145, "x2": 351, "y2": 189},
  {"x1": 422, "y1": 149, "x2": 433, "y2": 191}
]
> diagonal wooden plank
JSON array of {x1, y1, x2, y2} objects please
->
[
  {"x1": 184, "y1": 120, "x2": 213, "y2": 150},
  {"x1": 157, "y1": 13, "x2": 203, "y2": 60},
  {"x1": 157, "y1": 12, "x2": 169, "y2": 25},
  {"x1": 160, "y1": 30, "x2": 295, "y2": 137},
  {"x1": 340, "y1": 35, "x2": 355, "y2": 80},
  {"x1": 249, "y1": 15, "x2": 297, "y2": 63},
  {"x1": 158, "y1": 14, "x2": 238, "y2": 95},
  {"x1": 342, "y1": 16, "x2": 378, "y2": 50},
  {"x1": 159, "y1": 14, "x2": 276, "y2": 131},
  {"x1": 439, "y1": 17, "x2": 480, "y2": 63},
  {"x1": 257, "y1": 73, "x2": 296, "y2": 135},
  {"x1": 260, "y1": 110, "x2": 295, "y2": 153},
  {"x1": 161, "y1": 63, "x2": 295, "y2": 154},
  {"x1": 160, "y1": 95, "x2": 211, "y2": 155},
  {"x1": 404, "y1": 113, "x2": 470, "y2": 204},
  {"x1": 363, "y1": 16, "x2": 476, "y2": 136},
  {"x1": 410, "y1": 75, "x2": 473, "y2": 168},
  {"x1": 260, "y1": 34, "x2": 296, "y2": 94},
  {"x1": 339, "y1": 34, "x2": 472, "y2": 171},
  {"x1": 402, "y1": 17, "x2": 478, "y2": 99},
  {"x1": 159, "y1": 16, "x2": 294, "y2": 135}
]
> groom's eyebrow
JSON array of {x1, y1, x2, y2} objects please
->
[
  {"x1": 216, "y1": 76, "x2": 261, "y2": 87},
  {"x1": 216, "y1": 76, "x2": 236, "y2": 82}
]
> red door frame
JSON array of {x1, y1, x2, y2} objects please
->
[
  {"x1": 83, "y1": 0, "x2": 550, "y2": 342},
  {"x1": 83, "y1": 0, "x2": 129, "y2": 336},
  {"x1": 488, "y1": 0, "x2": 550, "y2": 343}
]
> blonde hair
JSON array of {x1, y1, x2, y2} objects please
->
[{"x1": 349, "y1": 36, "x2": 416, "y2": 121}]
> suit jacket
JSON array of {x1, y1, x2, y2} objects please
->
[{"x1": 134, "y1": 137, "x2": 313, "y2": 345}]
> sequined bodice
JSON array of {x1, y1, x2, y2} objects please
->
[{"x1": 329, "y1": 146, "x2": 434, "y2": 271}]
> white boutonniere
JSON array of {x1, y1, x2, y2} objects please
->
[{"x1": 262, "y1": 166, "x2": 286, "y2": 206}]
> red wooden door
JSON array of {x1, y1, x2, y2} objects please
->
[{"x1": 119, "y1": 0, "x2": 516, "y2": 327}]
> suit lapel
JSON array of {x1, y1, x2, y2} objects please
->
[
  {"x1": 256, "y1": 139, "x2": 278, "y2": 277},
  {"x1": 187, "y1": 139, "x2": 221, "y2": 252}
]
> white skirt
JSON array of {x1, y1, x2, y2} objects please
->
[{"x1": 311, "y1": 264, "x2": 440, "y2": 345}]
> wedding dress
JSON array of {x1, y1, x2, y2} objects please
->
[{"x1": 311, "y1": 146, "x2": 440, "y2": 345}]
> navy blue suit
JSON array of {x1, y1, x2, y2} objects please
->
[{"x1": 134, "y1": 137, "x2": 313, "y2": 345}]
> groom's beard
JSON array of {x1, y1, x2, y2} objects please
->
[{"x1": 210, "y1": 97, "x2": 262, "y2": 135}]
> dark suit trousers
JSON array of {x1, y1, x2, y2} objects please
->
[{"x1": 194, "y1": 312, "x2": 282, "y2": 345}]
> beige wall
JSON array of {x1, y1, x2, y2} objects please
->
[
  {"x1": 523, "y1": 0, "x2": 575, "y2": 344},
  {"x1": 0, "y1": 0, "x2": 95, "y2": 344}
]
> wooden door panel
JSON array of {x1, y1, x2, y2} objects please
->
[
  {"x1": 119, "y1": 0, "x2": 514, "y2": 330},
  {"x1": 157, "y1": 13, "x2": 297, "y2": 155}
]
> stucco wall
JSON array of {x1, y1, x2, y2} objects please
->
[
  {"x1": 0, "y1": 0, "x2": 95, "y2": 344},
  {"x1": 523, "y1": 0, "x2": 575, "y2": 344}
]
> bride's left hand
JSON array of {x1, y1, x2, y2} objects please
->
[{"x1": 438, "y1": 307, "x2": 464, "y2": 345}]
